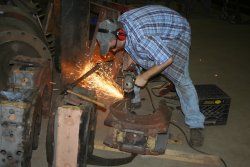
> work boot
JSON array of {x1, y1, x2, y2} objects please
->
[{"x1": 189, "y1": 128, "x2": 204, "y2": 147}]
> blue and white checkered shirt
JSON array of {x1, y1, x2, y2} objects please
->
[{"x1": 118, "y1": 5, "x2": 191, "y2": 85}]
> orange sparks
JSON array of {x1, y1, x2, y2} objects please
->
[
  {"x1": 62, "y1": 43, "x2": 124, "y2": 103},
  {"x1": 78, "y1": 63, "x2": 124, "y2": 100}
]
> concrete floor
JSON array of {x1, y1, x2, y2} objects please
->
[{"x1": 31, "y1": 9, "x2": 250, "y2": 167}]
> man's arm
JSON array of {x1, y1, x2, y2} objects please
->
[{"x1": 135, "y1": 57, "x2": 173, "y2": 87}]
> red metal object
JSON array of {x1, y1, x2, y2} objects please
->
[{"x1": 104, "y1": 99, "x2": 172, "y2": 155}]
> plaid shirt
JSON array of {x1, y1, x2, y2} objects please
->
[{"x1": 118, "y1": 5, "x2": 191, "y2": 85}]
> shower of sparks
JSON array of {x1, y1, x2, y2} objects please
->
[
  {"x1": 81, "y1": 63, "x2": 123, "y2": 98},
  {"x1": 66, "y1": 61, "x2": 124, "y2": 103}
]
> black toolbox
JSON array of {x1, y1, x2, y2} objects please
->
[{"x1": 195, "y1": 84, "x2": 231, "y2": 125}]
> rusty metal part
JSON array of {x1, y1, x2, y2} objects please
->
[
  {"x1": 0, "y1": 4, "x2": 54, "y2": 57},
  {"x1": 8, "y1": 0, "x2": 41, "y2": 15},
  {"x1": 0, "y1": 30, "x2": 51, "y2": 58},
  {"x1": 0, "y1": 3, "x2": 52, "y2": 167},
  {"x1": 104, "y1": 99, "x2": 172, "y2": 155},
  {"x1": 61, "y1": 89, "x2": 136, "y2": 166},
  {"x1": 0, "y1": 5, "x2": 46, "y2": 41},
  {"x1": 0, "y1": 29, "x2": 51, "y2": 90},
  {"x1": 8, "y1": 55, "x2": 52, "y2": 116},
  {"x1": 0, "y1": 55, "x2": 52, "y2": 166},
  {"x1": 0, "y1": 92, "x2": 39, "y2": 167}
]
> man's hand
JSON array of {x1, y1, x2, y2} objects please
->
[{"x1": 135, "y1": 75, "x2": 148, "y2": 87}]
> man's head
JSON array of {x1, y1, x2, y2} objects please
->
[{"x1": 96, "y1": 19, "x2": 126, "y2": 55}]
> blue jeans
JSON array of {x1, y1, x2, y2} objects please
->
[{"x1": 174, "y1": 58, "x2": 205, "y2": 128}]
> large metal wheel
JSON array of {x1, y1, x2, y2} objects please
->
[
  {"x1": 0, "y1": 30, "x2": 51, "y2": 90},
  {"x1": 0, "y1": 3, "x2": 52, "y2": 167}
]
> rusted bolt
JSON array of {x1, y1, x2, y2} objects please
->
[
  {"x1": 16, "y1": 151, "x2": 22, "y2": 156},
  {"x1": 7, "y1": 155, "x2": 12, "y2": 160},
  {"x1": 9, "y1": 109, "x2": 15, "y2": 114},
  {"x1": 0, "y1": 150, "x2": 6, "y2": 155}
]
